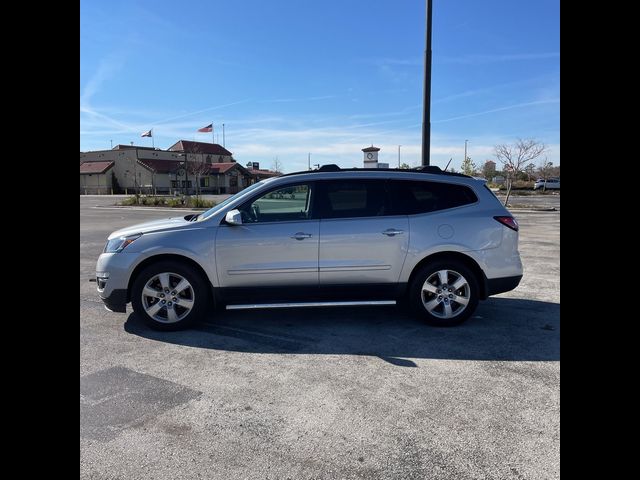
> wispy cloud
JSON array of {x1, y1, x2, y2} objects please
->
[
  {"x1": 260, "y1": 95, "x2": 337, "y2": 104},
  {"x1": 152, "y1": 99, "x2": 253, "y2": 125},
  {"x1": 364, "y1": 57, "x2": 423, "y2": 84},
  {"x1": 433, "y1": 99, "x2": 559, "y2": 123},
  {"x1": 433, "y1": 74, "x2": 559, "y2": 104},
  {"x1": 347, "y1": 104, "x2": 420, "y2": 120},
  {"x1": 80, "y1": 106, "x2": 137, "y2": 133},
  {"x1": 81, "y1": 109, "x2": 560, "y2": 172},
  {"x1": 80, "y1": 53, "x2": 126, "y2": 106},
  {"x1": 81, "y1": 102, "x2": 559, "y2": 173},
  {"x1": 441, "y1": 52, "x2": 560, "y2": 65},
  {"x1": 371, "y1": 58, "x2": 422, "y2": 67},
  {"x1": 79, "y1": 53, "x2": 141, "y2": 135}
]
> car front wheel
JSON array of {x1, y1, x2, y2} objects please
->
[
  {"x1": 409, "y1": 260, "x2": 479, "y2": 327},
  {"x1": 131, "y1": 260, "x2": 209, "y2": 330}
]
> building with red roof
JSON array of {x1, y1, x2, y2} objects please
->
[{"x1": 80, "y1": 140, "x2": 280, "y2": 194}]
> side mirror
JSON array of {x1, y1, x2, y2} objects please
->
[{"x1": 225, "y1": 209, "x2": 242, "y2": 225}]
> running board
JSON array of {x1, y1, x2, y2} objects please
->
[{"x1": 225, "y1": 300, "x2": 396, "y2": 310}]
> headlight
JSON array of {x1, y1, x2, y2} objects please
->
[{"x1": 104, "y1": 234, "x2": 141, "y2": 253}]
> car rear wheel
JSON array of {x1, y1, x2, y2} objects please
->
[
  {"x1": 409, "y1": 260, "x2": 479, "y2": 327},
  {"x1": 131, "y1": 260, "x2": 209, "y2": 331}
]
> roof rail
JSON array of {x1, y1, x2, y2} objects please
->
[{"x1": 281, "y1": 164, "x2": 471, "y2": 178}]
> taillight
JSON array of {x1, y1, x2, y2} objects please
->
[{"x1": 494, "y1": 216, "x2": 519, "y2": 231}]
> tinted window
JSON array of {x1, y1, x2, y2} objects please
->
[
  {"x1": 238, "y1": 183, "x2": 313, "y2": 223},
  {"x1": 389, "y1": 180, "x2": 477, "y2": 215},
  {"x1": 318, "y1": 180, "x2": 388, "y2": 219}
]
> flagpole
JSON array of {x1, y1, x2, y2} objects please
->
[
  {"x1": 212, "y1": 122, "x2": 214, "y2": 144},
  {"x1": 151, "y1": 128, "x2": 155, "y2": 149},
  {"x1": 223, "y1": 123, "x2": 225, "y2": 148}
]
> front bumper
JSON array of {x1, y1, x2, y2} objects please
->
[
  {"x1": 96, "y1": 251, "x2": 138, "y2": 314},
  {"x1": 100, "y1": 289, "x2": 128, "y2": 313}
]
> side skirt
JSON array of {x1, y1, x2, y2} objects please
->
[{"x1": 215, "y1": 283, "x2": 407, "y2": 307}]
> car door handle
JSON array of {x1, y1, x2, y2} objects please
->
[
  {"x1": 382, "y1": 229, "x2": 404, "y2": 236},
  {"x1": 291, "y1": 232, "x2": 313, "y2": 240}
]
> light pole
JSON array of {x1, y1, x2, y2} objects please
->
[
  {"x1": 464, "y1": 139, "x2": 468, "y2": 164},
  {"x1": 398, "y1": 145, "x2": 402, "y2": 168},
  {"x1": 421, "y1": 0, "x2": 433, "y2": 166}
]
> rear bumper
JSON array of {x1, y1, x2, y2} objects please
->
[
  {"x1": 99, "y1": 289, "x2": 128, "y2": 313},
  {"x1": 486, "y1": 275, "x2": 522, "y2": 296}
]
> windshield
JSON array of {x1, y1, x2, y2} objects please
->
[{"x1": 197, "y1": 178, "x2": 276, "y2": 221}]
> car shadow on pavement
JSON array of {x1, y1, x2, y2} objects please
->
[{"x1": 124, "y1": 297, "x2": 559, "y2": 366}]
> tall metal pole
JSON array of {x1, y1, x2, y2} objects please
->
[
  {"x1": 222, "y1": 123, "x2": 226, "y2": 147},
  {"x1": 308, "y1": 153, "x2": 311, "y2": 171},
  {"x1": 398, "y1": 145, "x2": 402, "y2": 168},
  {"x1": 464, "y1": 139, "x2": 468, "y2": 164},
  {"x1": 421, "y1": 0, "x2": 433, "y2": 166}
]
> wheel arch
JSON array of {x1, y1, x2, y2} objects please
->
[
  {"x1": 127, "y1": 254, "x2": 214, "y2": 304},
  {"x1": 405, "y1": 251, "x2": 488, "y2": 300}
]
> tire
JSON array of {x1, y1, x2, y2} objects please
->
[
  {"x1": 409, "y1": 260, "x2": 479, "y2": 327},
  {"x1": 131, "y1": 260, "x2": 210, "y2": 331}
]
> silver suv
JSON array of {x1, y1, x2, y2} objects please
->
[{"x1": 96, "y1": 165, "x2": 523, "y2": 329}]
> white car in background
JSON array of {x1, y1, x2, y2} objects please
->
[{"x1": 534, "y1": 178, "x2": 560, "y2": 190}]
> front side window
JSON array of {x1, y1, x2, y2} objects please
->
[
  {"x1": 238, "y1": 183, "x2": 313, "y2": 223},
  {"x1": 317, "y1": 180, "x2": 387, "y2": 219}
]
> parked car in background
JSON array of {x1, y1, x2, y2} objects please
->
[
  {"x1": 534, "y1": 178, "x2": 560, "y2": 190},
  {"x1": 95, "y1": 165, "x2": 523, "y2": 329}
]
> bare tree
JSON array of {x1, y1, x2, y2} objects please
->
[
  {"x1": 272, "y1": 157, "x2": 283, "y2": 173},
  {"x1": 494, "y1": 138, "x2": 547, "y2": 206},
  {"x1": 189, "y1": 157, "x2": 210, "y2": 200},
  {"x1": 537, "y1": 157, "x2": 554, "y2": 191},
  {"x1": 183, "y1": 143, "x2": 211, "y2": 199}
]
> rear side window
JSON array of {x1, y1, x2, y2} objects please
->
[
  {"x1": 388, "y1": 180, "x2": 477, "y2": 215},
  {"x1": 317, "y1": 180, "x2": 387, "y2": 219}
]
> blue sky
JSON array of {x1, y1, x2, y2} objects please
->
[{"x1": 80, "y1": 0, "x2": 559, "y2": 173}]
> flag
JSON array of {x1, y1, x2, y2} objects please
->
[
  {"x1": 141, "y1": 129, "x2": 152, "y2": 137},
  {"x1": 197, "y1": 123, "x2": 213, "y2": 133}
]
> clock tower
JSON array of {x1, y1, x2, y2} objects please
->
[{"x1": 362, "y1": 145, "x2": 380, "y2": 168}]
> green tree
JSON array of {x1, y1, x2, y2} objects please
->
[
  {"x1": 461, "y1": 155, "x2": 477, "y2": 176},
  {"x1": 481, "y1": 161, "x2": 496, "y2": 181},
  {"x1": 399, "y1": 162, "x2": 411, "y2": 169}
]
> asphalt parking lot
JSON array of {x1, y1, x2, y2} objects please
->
[{"x1": 80, "y1": 196, "x2": 559, "y2": 480}]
